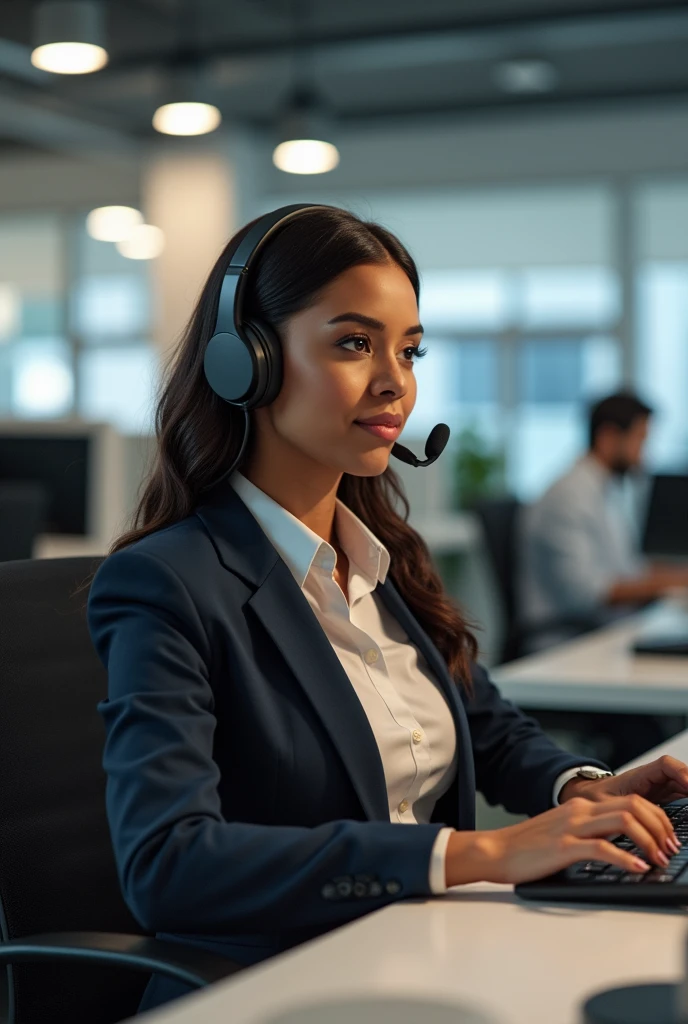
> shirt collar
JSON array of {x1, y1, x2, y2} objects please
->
[
  {"x1": 578, "y1": 453, "x2": 614, "y2": 492},
  {"x1": 230, "y1": 470, "x2": 390, "y2": 591}
]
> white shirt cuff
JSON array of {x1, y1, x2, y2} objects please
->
[
  {"x1": 552, "y1": 766, "x2": 601, "y2": 806},
  {"x1": 428, "y1": 827, "x2": 454, "y2": 894}
]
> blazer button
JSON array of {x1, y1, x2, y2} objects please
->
[
  {"x1": 321, "y1": 883, "x2": 336, "y2": 900},
  {"x1": 369, "y1": 881, "x2": 383, "y2": 897},
  {"x1": 385, "y1": 880, "x2": 402, "y2": 895},
  {"x1": 353, "y1": 882, "x2": 367, "y2": 898},
  {"x1": 336, "y1": 880, "x2": 353, "y2": 897}
]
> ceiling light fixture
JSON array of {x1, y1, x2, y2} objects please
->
[
  {"x1": 86, "y1": 205, "x2": 144, "y2": 242},
  {"x1": 272, "y1": 90, "x2": 339, "y2": 175},
  {"x1": 152, "y1": 64, "x2": 222, "y2": 136},
  {"x1": 31, "y1": 1, "x2": 108, "y2": 75},
  {"x1": 153, "y1": 101, "x2": 221, "y2": 137},
  {"x1": 494, "y1": 58, "x2": 558, "y2": 95},
  {"x1": 116, "y1": 224, "x2": 165, "y2": 260}
]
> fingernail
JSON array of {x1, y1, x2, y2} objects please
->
[
  {"x1": 668, "y1": 837, "x2": 681, "y2": 854},
  {"x1": 632, "y1": 858, "x2": 651, "y2": 872},
  {"x1": 657, "y1": 851, "x2": 670, "y2": 866}
]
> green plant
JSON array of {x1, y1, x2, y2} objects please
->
[{"x1": 452, "y1": 424, "x2": 506, "y2": 509}]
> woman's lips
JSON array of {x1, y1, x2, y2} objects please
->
[{"x1": 355, "y1": 422, "x2": 402, "y2": 442}]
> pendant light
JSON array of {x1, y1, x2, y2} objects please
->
[
  {"x1": 273, "y1": 87, "x2": 339, "y2": 175},
  {"x1": 31, "y1": 1, "x2": 108, "y2": 74}
]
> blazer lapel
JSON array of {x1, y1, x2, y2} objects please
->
[
  {"x1": 248, "y1": 562, "x2": 390, "y2": 822},
  {"x1": 195, "y1": 482, "x2": 389, "y2": 823},
  {"x1": 375, "y1": 577, "x2": 476, "y2": 830}
]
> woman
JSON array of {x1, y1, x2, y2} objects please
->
[{"x1": 88, "y1": 205, "x2": 688, "y2": 1012}]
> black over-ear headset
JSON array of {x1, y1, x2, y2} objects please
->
[{"x1": 203, "y1": 203, "x2": 450, "y2": 481}]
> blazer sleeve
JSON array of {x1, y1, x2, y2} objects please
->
[
  {"x1": 465, "y1": 662, "x2": 610, "y2": 818},
  {"x1": 88, "y1": 547, "x2": 445, "y2": 937}
]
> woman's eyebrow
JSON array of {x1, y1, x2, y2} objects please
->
[{"x1": 326, "y1": 312, "x2": 424, "y2": 336}]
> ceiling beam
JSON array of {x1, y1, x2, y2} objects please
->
[
  {"x1": 99, "y1": 1, "x2": 688, "y2": 73},
  {"x1": 0, "y1": 82, "x2": 138, "y2": 157}
]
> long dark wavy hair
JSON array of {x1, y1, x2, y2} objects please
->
[{"x1": 111, "y1": 205, "x2": 478, "y2": 689}]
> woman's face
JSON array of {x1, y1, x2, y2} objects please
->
[{"x1": 253, "y1": 261, "x2": 425, "y2": 478}]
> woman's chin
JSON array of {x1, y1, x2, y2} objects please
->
[{"x1": 342, "y1": 451, "x2": 392, "y2": 477}]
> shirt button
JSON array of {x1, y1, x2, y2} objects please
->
[
  {"x1": 412, "y1": 729, "x2": 422, "y2": 744},
  {"x1": 398, "y1": 799, "x2": 409, "y2": 813},
  {"x1": 364, "y1": 648, "x2": 378, "y2": 665}
]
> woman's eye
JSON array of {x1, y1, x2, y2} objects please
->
[
  {"x1": 338, "y1": 335, "x2": 371, "y2": 353},
  {"x1": 403, "y1": 345, "x2": 428, "y2": 362}
]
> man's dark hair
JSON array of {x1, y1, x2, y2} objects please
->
[{"x1": 588, "y1": 391, "x2": 654, "y2": 449}]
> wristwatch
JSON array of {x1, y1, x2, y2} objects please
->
[{"x1": 573, "y1": 767, "x2": 614, "y2": 781}]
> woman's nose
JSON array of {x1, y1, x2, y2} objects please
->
[{"x1": 370, "y1": 355, "x2": 407, "y2": 398}]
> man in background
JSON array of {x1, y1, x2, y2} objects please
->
[
  {"x1": 518, "y1": 391, "x2": 688, "y2": 766},
  {"x1": 519, "y1": 391, "x2": 688, "y2": 650}
]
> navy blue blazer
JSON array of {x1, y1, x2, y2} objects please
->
[{"x1": 88, "y1": 479, "x2": 598, "y2": 1004}]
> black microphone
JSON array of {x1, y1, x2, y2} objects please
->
[{"x1": 391, "y1": 423, "x2": 450, "y2": 468}]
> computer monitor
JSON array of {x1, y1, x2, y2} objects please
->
[
  {"x1": 0, "y1": 419, "x2": 127, "y2": 551},
  {"x1": 641, "y1": 473, "x2": 688, "y2": 559}
]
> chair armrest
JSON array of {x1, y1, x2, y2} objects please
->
[{"x1": 0, "y1": 931, "x2": 243, "y2": 989}]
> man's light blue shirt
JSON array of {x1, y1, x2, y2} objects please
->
[{"x1": 518, "y1": 454, "x2": 644, "y2": 637}]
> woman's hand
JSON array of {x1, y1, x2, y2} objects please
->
[
  {"x1": 560, "y1": 755, "x2": 688, "y2": 807},
  {"x1": 444, "y1": 792, "x2": 681, "y2": 888}
]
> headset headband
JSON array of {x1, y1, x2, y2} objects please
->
[{"x1": 214, "y1": 203, "x2": 328, "y2": 337}]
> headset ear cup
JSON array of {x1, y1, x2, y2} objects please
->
[{"x1": 242, "y1": 319, "x2": 283, "y2": 408}]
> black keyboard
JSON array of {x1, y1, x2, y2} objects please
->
[{"x1": 516, "y1": 802, "x2": 688, "y2": 905}]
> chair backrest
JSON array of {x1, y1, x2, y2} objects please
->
[
  {"x1": 0, "y1": 557, "x2": 148, "y2": 1024},
  {"x1": 471, "y1": 497, "x2": 522, "y2": 659},
  {"x1": 0, "y1": 483, "x2": 47, "y2": 562}
]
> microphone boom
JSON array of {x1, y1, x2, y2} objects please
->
[{"x1": 391, "y1": 423, "x2": 450, "y2": 468}]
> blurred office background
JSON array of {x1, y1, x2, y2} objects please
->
[{"x1": 1, "y1": 0, "x2": 688, "y2": 664}]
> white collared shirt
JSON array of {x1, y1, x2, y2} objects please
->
[
  {"x1": 519, "y1": 453, "x2": 644, "y2": 632},
  {"x1": 230, "y1": 470, "x2": 456, "y2": 892},
  {"x1": 230, "y1": 470, "x2": 594, "y2": 893}
]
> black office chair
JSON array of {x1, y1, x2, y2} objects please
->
[
  {"x1": 0, "y1": 557, "x2": 243, "y2": 1024},
  {"x1": 472, "y1": 496, "x2": 600, "y2": 663},
  {"x1": 471, "y1": 497, "x2": 523, "y2": 663},
  {"x1": 0, "y1": 483, "x2": 47, "y2": 562}
]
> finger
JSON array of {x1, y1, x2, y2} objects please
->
[
  {"x1": 654, "y1": 756, "x2": 688, "y2": 792},
  {"x1": 626, "y1": 756, "x2": 688, "y2": 792},
  {"x1": 572, "y1": 838, "x2": 650, "y2": 875},
  {"x1": 576, "y1": 809, "x2": 670, "y2": 868},
  {"x1": 588, "y1": 795, "x2": 677, "y2": 857}
]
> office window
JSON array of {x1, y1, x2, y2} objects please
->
[
  {"x1": 518, "y1": 267, "x2": 619, "y2": 330},
  {"x1": 78, "y1": 345, "x2": 158, "y2": 434},
  {"x1": 635, "y1": 181, "x2": 688, "y2": 471},
  {"x1": 413, "y1": 263, "x2": 621, "y2": 500},
  {"x1": 419, "y1": 271, "x2": 511, "y2": 331},
  {"x1": 0, "y1": 212, "x2": 157, "y2": 434},
  {"x1": 72, "y1": 273, "x2": 150, "y2": 341},
  {"x1": 636, "y1": 262, "x2": 688, "y2": 469},
  {"x1": 11, "y1": 337, "x2": 74, "y2": 418}
]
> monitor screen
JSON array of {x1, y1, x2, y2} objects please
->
[
  {"x1": 0, "y1": 435, "x2": 89, "y2": 535},
  {"x1": 641, "y1": 474, "x2": 688, "y2": 559}
]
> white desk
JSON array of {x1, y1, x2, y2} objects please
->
[
  {"x1": 136, "y1": 732, "x2": 688, "y2": 1024},
  {"x1": 411, "y1": 512, "x2": 479, "y2": 554},
  {"x1": 492, "y1": 600, "x2": 688, "y2": 714}
]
